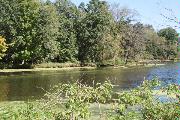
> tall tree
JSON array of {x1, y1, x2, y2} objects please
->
[
  {"x1": 117, "y1": 22, "x2": 145, "y2": 63},
  {"x1": 0, "y1": 0, "x2": 40, "y2": 65},
  {"x1": 35, "y1": 2, "x2": 60, "y2": 63},
  {"x1": 158, "y1": 27, "x2": 178, "y2": 59},
  {"x1": 77, "y1": 0, "x2": 116, "y2": 63},
  {"x1": 55, "y1": 0, "x2": 78, "y2": 62},
  {"x1": 144, "y1": 25, "x2": 166, "y2": 59}
]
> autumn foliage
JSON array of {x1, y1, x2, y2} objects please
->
[{"x1": 0, "y1": 36, "x2": 7, "y2": 59}]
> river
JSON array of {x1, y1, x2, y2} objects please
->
[{"x1": 0, "y1": 62, "x2": 179, "y2": 101}]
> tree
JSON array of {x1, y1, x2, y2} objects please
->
[
  {"x1": 117, "y1": 22, "x2": 146, "y2": 63},
  {"x1": 77, "y1": 0, "x2": 117, "y2": 63},
  {"x1": 110, "y1": 4, "x2": 145, "y2": 64},
  {"x1": 35, "y1": 2, "x2": 60, "y2": 63},
  {"x1": 144, "y1": 25, "x2": 166, "y2": 59},
  {"x1": 0, "y1": 0, "x2": 61, "y2": 66},
  {"x1": 55, "y1": 0, "x2": 78, "y2": 62},
  {"x1": 158, "y1": 27, "x2": 178, "y2": 59},
  {"x1": 0, "y1": 0, "x2": 41, "y2": 65},
  {"x1": 0, "y1": 36, "x2": 8, "y2": 59},
  {"x1": 110, "y1": 4, "x2": 138, "y2": 23}
]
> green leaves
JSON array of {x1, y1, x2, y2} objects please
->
[
  {"x1": 44, "y1": 81, "x2": 113, "y2": 120},
  {"x1": 77, "y1": 0, "x2": 116, "y2": 63},
  {"x1": 1, "y1": 79, "x2": 180, "y2": 119},
  {"x1": 55, "y1": 0, "x2": 78, "y2": 62},
  {"x1": 36, "y1": 3, "x2": 60, "y2": 62},
  {"x1": 107, "y1": 79, "x2": 180, "y2": 120},
  {"x1": 0, "y1": 0, "x2": 41, "y2": 65},
  {"x1": 157, "y1": 27, "x2": 178, "y2": 59},
  {"x1": 0, "y1": 0, "x2": 178, "y2": 67}
]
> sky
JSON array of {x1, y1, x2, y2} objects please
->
[{"x1": 52, "y1": 0, "x2": 180, "y2": 33}]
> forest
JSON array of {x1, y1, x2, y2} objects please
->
[{"x1": 0, "y1": 0, "x2": 179, "y2": 68}]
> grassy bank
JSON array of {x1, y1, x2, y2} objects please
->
[
  {"x1": 0, "y1": 67, "x2": 96, "y2": 73},
  {"x1": 0, "y1": 61, "x2": 167, "y2": 73}
]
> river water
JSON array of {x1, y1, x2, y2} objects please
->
[{"x1": 0, "y1": 62, "x2": 179, "y2": 101}]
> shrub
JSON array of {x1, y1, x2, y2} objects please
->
[{"x1": 0, "y1": 79, "x2": 180, "y2": 120}]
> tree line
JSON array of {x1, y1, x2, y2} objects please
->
[{"x1": 0, "y1": 0, "x2": 178, "y2": 68}]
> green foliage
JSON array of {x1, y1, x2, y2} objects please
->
[
  {"x1": 144, "y1": 26, "x2": 166, "y2": 59},
  {"x1": 158, "y1": 27, "x2": 178, "y2": 59},
  {"x1": 142, "y1": 102, "x2": 180, "y2": 120},
  {"x1": 35, "y1": 3, "x2": 60, "y2": 63},
  {"x1": 0, "y1": 0, "x2": 178, "y2": 67},
  {"x1": 116, "y1": 21, "x2": 146, "y2": 63},
  {"x1": 44, "y1": 81, "x2": 113, "y2": 120},
  {"x1": 107, "y1": 79, "x2": 180, "y2": 120},
  {"x1": 55, "y1": 0, "x2": 78, "y2": 62},
  {"x1": 0, "y1": 0, "x2": 41, "y2": 65},
  {"x1": 0, "y1": 102, "x2": 54, "y2": 120},
  {"x1": 77, "y1": 0, "x2": 117, "y2": 63},
  {"x1": 1, "y1": 79, "x2": 180, "y2": 119}
]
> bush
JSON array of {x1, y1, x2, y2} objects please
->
[
  {"x1": 108, "y1": 79, "x2": 180, "y2": 120},
  {"x1": 0, "y1": 79, "x2": 180, "y2": 120}
]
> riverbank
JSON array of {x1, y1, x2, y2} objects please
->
[
  {"x1": 0, "y1": 63, "x2": 166, "y2": 73},
  {"x1": 0, "y1": 67, "x2": 97, "y2": 73},
  {"x1": 1, "y1": 59, "x2": 176, "y2": 73},
  {"x1": 124, "y1": 63, "x2": 165, "y2": 68}
]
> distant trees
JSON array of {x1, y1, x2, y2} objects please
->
[
  {"x1": 158, "y1": 27, "x2": 178, "y2": 59},
  {"x1": 0, "y1": 0, "x2": 178, "y2": 68},
  {"x1": 116, "y1": 21, "x2": 146, "y2": 63}
]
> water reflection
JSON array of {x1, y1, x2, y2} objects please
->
[{"x1": 0, "y1": 63, "x2": 179, "y2": 101}]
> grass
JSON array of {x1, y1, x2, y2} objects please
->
[
  {"x1": 0, "y1": 61, "x2": 166, "y2": 73},
  {"x1": 33, "y1": 62, "x2": 97, "y2": 68},
  {"x1": 0, "y1": 63, "x2": 97, "y2": 73},
  {"x1": 0, "y1": 67, "x2": 96, "y2": 73}
]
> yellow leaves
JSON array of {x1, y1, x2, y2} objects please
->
[{"x1": 0, "y1": 36, "x2": 8, "y2": 59}]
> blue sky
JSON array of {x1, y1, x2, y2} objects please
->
[{"x1": 52, "y1": 0, "x2": 180, "y2": 32}]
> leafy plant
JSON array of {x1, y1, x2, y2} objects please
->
[
  {"x1": 107, "y1": 79, "x2": 180, "y2": 120},
  {"x1": 0, "y1": 79, "x2": 180, "y2": 120}
]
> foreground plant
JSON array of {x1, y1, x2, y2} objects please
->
[
  {"x1": 0, "y1": 79, "x2": 180, "y2": 120},
  {"x1": 108, "y1": 79, "x2": 180, "y2": 120},
  {"x1": 43, "y1": 81, "x2": 113, "y2": 120}
]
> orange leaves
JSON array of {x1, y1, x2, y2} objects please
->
[{"x1": 0, "y1": 36, "x2": 8, "y2": 59}]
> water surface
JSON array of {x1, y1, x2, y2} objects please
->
[{"x1": 0, "y1": 62, "x2": 179, "y2": 101}]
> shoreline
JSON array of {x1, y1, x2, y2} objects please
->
[
  {"x1": 0, "y1": 63, "x2": 167, "y2": 73},
  {"x1": 0, "y1": 67, "x2": 97, "y2": 73},
  {"x1": 114, "y1": 63, "x2": 166, "y2": 69}
]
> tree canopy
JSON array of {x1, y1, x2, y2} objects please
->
[{"x1": 0, "y1": 0, "x2": 178, "y2": 68}]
